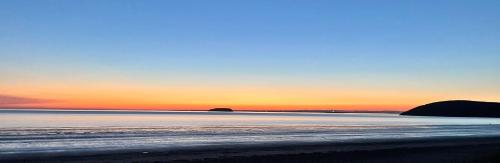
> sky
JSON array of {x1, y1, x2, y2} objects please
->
[{"x1": 1, "y1": 0, "x2": 499, "y2": 111}]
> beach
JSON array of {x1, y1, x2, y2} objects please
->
[
  {"x1": 3, "y1": 136, "x2": 500, "y2": 163},
  {"x1": 2, "y1": 110, "x2": 500, "y2": 163}
]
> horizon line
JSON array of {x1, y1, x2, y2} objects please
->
[{"x1": 0, "y1": 107, "x2": 404, "y2": 113}]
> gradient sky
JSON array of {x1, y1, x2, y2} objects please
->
[{"x1": 1, "y1": 0, "x2": 499, "y2": 111}]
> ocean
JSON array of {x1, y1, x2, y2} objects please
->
[{"x1": 1, "y1": 109, "x2": 500, "y2": 156}]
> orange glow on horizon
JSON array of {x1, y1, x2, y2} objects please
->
[
  {"x1": 2, "y1": 80, "x2": 499, "y2": 111},
  {"x1": 2, "y1": 103, "x2": 412, "y2": 111}
]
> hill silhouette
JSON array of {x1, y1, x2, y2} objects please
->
[{"x1": 401, "y1": 100, "x2": 500, "y2": 118}]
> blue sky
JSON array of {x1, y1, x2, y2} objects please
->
[{"x1": 1, "y1": 0, "x2": 499, "y2": 110}]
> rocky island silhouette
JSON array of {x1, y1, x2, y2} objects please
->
[{"x1": 209, "y1": 108, "x2": 234, "y2": 112}]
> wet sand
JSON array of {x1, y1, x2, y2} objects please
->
[{"x1": 3, "y1": 136, "x2": 500, "y2": 163}]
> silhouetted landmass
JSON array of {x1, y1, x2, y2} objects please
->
[
  {"x1": 401, "y1": 100, "x2": 500, "y2": 118},
  {"x1": 209, "y1": 108, "x2": 233, "y2": 112}
]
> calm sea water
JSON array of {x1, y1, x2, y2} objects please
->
[{"x1": 1, "y1": 109, "x2": 500, "y2": 155}]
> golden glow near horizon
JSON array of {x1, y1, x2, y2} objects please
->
[{"x1": 2, "y1": 80, "x2": 499, "y2": 111}]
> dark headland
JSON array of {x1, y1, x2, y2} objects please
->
[
  {"x1": 401, "y1": 100, "x2": 500, "y2": 118},
  {"x1": 209, "y1": 108, "x2": 234, "y2": 112}
]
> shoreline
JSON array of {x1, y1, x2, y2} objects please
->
[{"x1": 4, "y1": 135, "x2": 500, "y2": 163}]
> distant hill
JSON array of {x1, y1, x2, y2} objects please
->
[
  {"x1": 209, "y1": 108, "x2": 233, "y2": 112},
  {"x1": 401, "y1": 100, "x2": 500, "y2": 118}
]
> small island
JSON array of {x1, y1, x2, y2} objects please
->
[
  {"x1": 208, "y1": 108, "x2": 234, "y2": 112},
  {"x1": 401, "y1": 100, "x2": 500, "y2": 118}
]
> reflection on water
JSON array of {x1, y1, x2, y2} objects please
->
[{"x1": 1, "y1": 109, "x2": 500, "y2": 155}]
